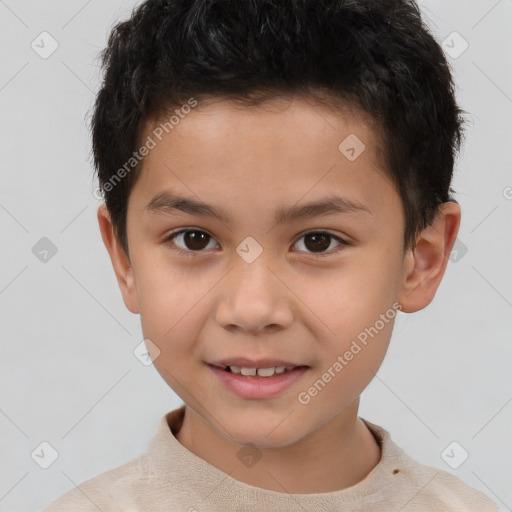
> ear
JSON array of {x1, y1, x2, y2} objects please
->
[
  {"x1": 97, "y1": 204, "x2": 139, "y2": 314},
  {"x1": 398, "y1": 201, "x2": 461, "y2": 313}
]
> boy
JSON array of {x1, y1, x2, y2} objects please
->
[{"x1": 43, "y1": 0, "x2": 500, "y2": 510}]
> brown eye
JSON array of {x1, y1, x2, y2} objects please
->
[
  {"x1": 293, "y1": 230, "x2": 348, "y2": 256},
  {"x1": 167, "y1": 229, "x2": 218, "y2": 253},
  {"x1": 303, "y1": 233, "x2": 331, "y2": 252},
  {"x1": 166, "y1": 228, "x2": 348, "y2": 257}
]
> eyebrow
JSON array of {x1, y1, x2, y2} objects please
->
[{"x1": 144, "y1": 191, "x2": 373, "y2": 225}]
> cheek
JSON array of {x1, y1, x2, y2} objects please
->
[
  {"x1": 307, "y1": 320, "x2": 393, "y2": 412},
  {"x1": 134, "y1": 261, "x2": 218, "y2": 366},
  {"x1": 290, "y1": 252, "x2": 399, "y2": 386},
  {"x1": 291, "y1": 257, "x2": 401, "y2": 337},
  {"x1": 134, "y1": 252, "x2": 208, "y2": 330}
]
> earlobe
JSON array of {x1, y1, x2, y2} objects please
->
[
  {"x1": 97, "y1": 204, "x2": 140, "y2": 314},
  {"x1": 398, "y1": 202, "x2": 461, "y2": 313}
]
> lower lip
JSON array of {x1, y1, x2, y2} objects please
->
[{"x1": 208, "y1": 364, "x2": 309, "y2": 399}]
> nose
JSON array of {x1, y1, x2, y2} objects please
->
[{"x1": 214, "y1": 257, "x2": 294, "y2": 335}]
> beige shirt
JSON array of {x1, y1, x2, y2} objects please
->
[{"x1": 42, "y1": 405, "x2": 499, "y2": 511}]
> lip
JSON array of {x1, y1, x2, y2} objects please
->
[
  {"x1": 209, "y1": 357, "x2": 303, "y2": 369},
  {"x1": 208, "y1": 363, "x2": 309, "y2": 399}
]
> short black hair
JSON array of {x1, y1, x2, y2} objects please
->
[{"x1": 91, "y1": 0, "x2": 467, "y2": 257}]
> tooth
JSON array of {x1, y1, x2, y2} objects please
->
[
  {"x1": 232, "y1": 366, "x2": 294, "y2": 377},
  {"x1": 257, "y1": 367, "x2": 276, "y2": 377}
]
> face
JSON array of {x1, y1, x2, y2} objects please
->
[{"x1": 101, "y1": 95, "x2": 431, "y2": 449}]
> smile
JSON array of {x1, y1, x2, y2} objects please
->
[
  {"x1": 224, "y1": 365, "x2": 297, "y2": 377},
  {"x1": 208, "y1": 364, "x2": 309, "y2": 399}
]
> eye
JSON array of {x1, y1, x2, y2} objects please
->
[
  {"x1": 165, "y1": 228, "x2": 349, "y2": 257},
  {"x1": 166, "y1": 228, "x2": 219, "y2": 256},
  {"x1": 292, "y1": 230, "x2": 349, "y2": 257}
]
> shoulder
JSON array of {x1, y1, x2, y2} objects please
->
[
  {"x1": 41, "y1": 453, "x2": 151, "y2": 512},
  {"x1": 396, "y1": 459, "x2": 499, "y2": 512},
  {"x1": 363, "y1": 419, "x2": 500, "y2": 512},
  {"x1": 395, "y1": 462, "x2": 499, "y2": 512}
]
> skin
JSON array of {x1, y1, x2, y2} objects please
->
[{"x1": 98, "y1": 95, "x2": 460, "y2": 494}]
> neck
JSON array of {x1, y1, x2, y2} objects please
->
[{"x1": 175, "y1": 401, "x2": 381, "y2": 494}]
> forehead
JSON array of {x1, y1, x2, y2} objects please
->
[
  {"x1": 129, "y1": 95, "x2": 399, "y2": 225},
  {"x1": 142, "y1": 94, "x2": 383, "y2": 161}
]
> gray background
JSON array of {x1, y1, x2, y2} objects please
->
[{"x1": 0, "y1": 0, "x2": 511, "y2": 510}]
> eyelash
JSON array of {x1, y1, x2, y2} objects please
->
[{"x1": 164, "y1": 228, "x2": 349, "y2": 258}]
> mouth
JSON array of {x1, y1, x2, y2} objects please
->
[
  {"x1": 211, "y1": 364, "x2": 307, "y2": 378},
  {"x1": 207, "y1": 362, "x2": 310, "y2": 399},
  {"x1": 208, "y1": 356, "x2": 309, "y2": 377}
]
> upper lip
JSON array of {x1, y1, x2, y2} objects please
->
[{"x1": 209, "y1": 358, "x2": 307, "y2": 369}]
